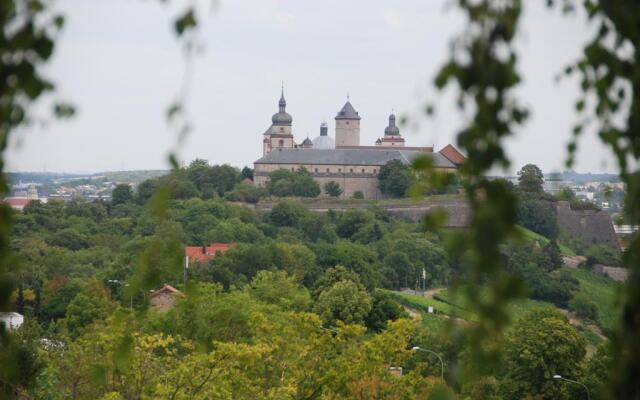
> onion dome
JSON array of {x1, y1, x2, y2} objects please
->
[
  {"x1": 312, "y1": 122, "x2": 335, "y2": 149},
  {"x1": 301, "y1": 137, "x2": 313, "y2": 147},
  {"x1": 384, "y1": 113, "x2": 400, "y2": 136},
  {"x1": 335, "y1": 100, "x2": 361, "y2": 120},
  {"x1": 375, "y1": 138, "x2": 382, "y2": 145},
  {"x1": 272, "y1": 89, "x2": 292, "y2": 126}
]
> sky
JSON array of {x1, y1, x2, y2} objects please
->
[{"x1": 6, "y1": 0, "x2": 619, "y2": 175}]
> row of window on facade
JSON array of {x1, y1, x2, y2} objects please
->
[{"x1": 289, "y1": 167, "x2": 377, "y2": 174}]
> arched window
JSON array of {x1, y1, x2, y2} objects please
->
[
  {"x1": 279, "y1": 139, "x2": 284, "y2": 146},
  {"x1": 326, "y1": 168, "x2": 330, "y2": 173}
]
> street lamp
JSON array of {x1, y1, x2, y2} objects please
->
[
  {"x1": 412, "y1": 346, "x2": 444, "y2": 380},
  {"x1": 107, "y1": 279, "x2": 146, "y2": 308},
  {"x1": 553, "y1": 374, "x2": 590, "y2": 400}
]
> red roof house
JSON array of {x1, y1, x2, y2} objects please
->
[
  {"x1": 439, "y1": 144, "x2": 466, "y2": 166},
  {"x1": 3, "y1": 198, "x2": 33, "y2": 211},
  {"x1": 185, "y1": 243, "x2": 232, "y2": 264}
]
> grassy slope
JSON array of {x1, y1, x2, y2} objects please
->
[
  {"x1": 562, "y1": 267, "x2": 621, "y2": 332},
  {"x1": 393, "y1": 287, "x2": 606, "y2": 349},
  {"x1": 383, "y1": 290, "x2": 473, "y2": 320},
  {"x1": 515, "y1": 225, "x2": 576, "y2": 256}
]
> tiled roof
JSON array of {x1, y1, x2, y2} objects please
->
[
  {"x1": 4, "y1": 198, "x2": 32, "y2": 207},
  {"x1": 149, "y1": 284, "x2": 184, "y2": 298},
  {"x1": 254, "y1": 148, "x2": 457, "y2": 168},
  {"x1": 438, "y1": 144, "x2": 466, "y2": 165},
  {"x1": 185, "y1": 243, "x2": 232, "y2": 263}
]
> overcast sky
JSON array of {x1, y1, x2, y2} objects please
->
[{"x1": 6, "y1": 0, "x2": 618, "y2": 174}]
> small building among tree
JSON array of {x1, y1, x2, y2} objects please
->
[{"x1": 149, "y1": 284, "x2": 184, "y2": 312}]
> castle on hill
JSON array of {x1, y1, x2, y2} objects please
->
[{"x1": 253, "y1": 89, "x2": 464, "y2": 199}]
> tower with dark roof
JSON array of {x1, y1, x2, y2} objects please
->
[{"x1": 335, "y1": 98, "x2": 361, "y2": 147}]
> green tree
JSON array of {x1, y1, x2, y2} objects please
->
[
  {"x1": 313, "y1": 280, "x2": 372, "y2": 326},
  {"x1": 364, "y1": 290, "x2": 406, "y2": 332},
  {"x1": 269, "y1": 201, "x2": 306, "y2": 227},
  {"x1": 323, "y1": 181, "x2": 343, "y2": 197},
  {"x1": 247, "y1": 270, "x2": 310, "y2": 311},
  {"x1": 241, "y1": 166, "x2": 254, "y2": 180},
  {"x1": 336, "y1": 209, "x2": 374, "y2": 239},
  {"x1": 111, "y1": 184, "x2": 133, "y2": 206},
  {"x1": 65, "y1": 283, "x2": 113, "y2": 338},
  {"x1": 501, "y1": 309, "x2": 586, "y2": 400},
  {"x1": 352, "y1": 190, "x2": 364, "y2": 199},
  {"x1": 517, "y1": 164, "x2": 544, "y2": 194},
  {"x1": 516, "y1": 197, "x2": 559, "y2": 239},
  {"x1": 569, "y1": 293, "x2": 598, "y2": 321},
  {"x1": 378, "y1": 160, "x2": 412, "y2": 198},
  {"x1": 312, "y1": 265, "x2": 363, "y2": 299},
  {"x1": 135, "y1": 178, "x2": 159, "y2": 204}
]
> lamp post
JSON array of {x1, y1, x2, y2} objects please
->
[
  {"x1": 553, "y1": 374, "x2": 590, "y2": 400},
  {"x1": 107, "y1": 279, "x2": 145, "y2": 308},
  {"x1": 108, "y1": 279, "x2": 132, "y2": 308},
  {"x1": 412, "y1": 346, "x2": 444, "y2": 380}
]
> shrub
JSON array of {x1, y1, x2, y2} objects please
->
[
  {"x1": 353, "y1": 191, "x2": 364, "y2": 199},
  {"x1": 323, "y1": 181, "x2": 343, "y2": 198},
  {"x1": 570, "y1": 293, "x2": 599, "y2": 321}
]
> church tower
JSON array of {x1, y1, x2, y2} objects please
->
[
  {"x1": 263, "y1": 88, "x2": 295, "y2": 155},
  {"x1": 379, "y1": 113, "x2": 405, "y2": 147},
  {"x1": 335, "y1": 98, "x2": 361, "y2": 147}
]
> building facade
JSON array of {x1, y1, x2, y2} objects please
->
[{"x1": 255, "y1": 90, "x2": 464, "y2": 199}]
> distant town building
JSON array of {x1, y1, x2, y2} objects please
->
[
  {"x1": 254, "y1": 89, "x2": 464, "y2": 199},
  {"x1": 3, "y1": 184, "x2": 43, "y2": 210},
  {"x1": 0, "y1": 312, "x2": 24, "y2": 331},
  {"x1": 149, "y1": 284, "x2": 184, "y2": 312},
  {"x1": 4, "y1": 197, "x2": 34, "y2": 211}
]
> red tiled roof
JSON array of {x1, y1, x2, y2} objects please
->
[
  {"x1": 185, "y1": 243, "x2": 232, "y2": 263},
  {"x1": 4, "y1": 198, "x2": 32, "y2": 207},
  {"x1": 439, "y1": 144, "x2": 466, "y2": 165},
  {"x1": 150, "y1": 284, "x2": 184, "y2": 298}
]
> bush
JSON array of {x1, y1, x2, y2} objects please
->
[
  {"x1": 585, "y1": 244, "x2": 621, "y2": 268},
  {"x1": 224, "y1": 183, "x2": 266, "y2": 204},
  {"x1": 570, "y1": 293, "x2": 599, "y2": 321},
  {"x1": 352, "y1": 190, "x2": 364, "y2": 199},
  {"x1": 323, "y1": 181, "x2": 343, "y2": 197}
]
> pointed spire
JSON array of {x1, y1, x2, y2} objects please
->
[{"x1": 279, "y1": 83, "x2": 286, "y2": 112}]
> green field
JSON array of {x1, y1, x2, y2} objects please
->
[
  {"x1": 515, "y1": 225, "x2": 576, "y2": 256},
  {"x1": 563, "y1": 267, "x2": 621, "y2": 332}
]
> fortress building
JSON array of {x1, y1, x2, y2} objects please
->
[{"x1": 255, "y1": 90, "x2": 464, "y2": 198}]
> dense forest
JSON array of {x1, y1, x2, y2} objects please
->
[{"x1": 1, "y1": 160, "x2": 622, "y2": 399}]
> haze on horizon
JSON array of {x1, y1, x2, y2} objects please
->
[{"x1": 6, "y1": 0, "x2": 619, "y2": 175}]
